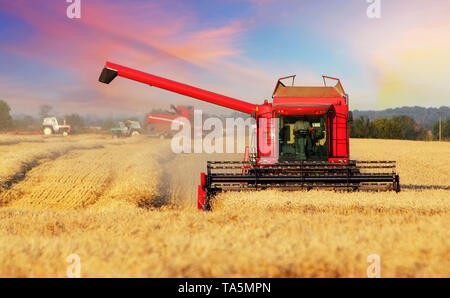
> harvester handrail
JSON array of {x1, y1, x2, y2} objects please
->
[{"x1": 322, "y1": 75, "x2": 346, "y2": 95}]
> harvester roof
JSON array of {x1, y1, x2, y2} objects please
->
[
  {"x1": 273, "y1": 86, "x2": 344, "y2": 98},
  {"x1": 272, "y1": 76, "x2": 346, "y2": 98}
]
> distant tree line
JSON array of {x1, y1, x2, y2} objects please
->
[
  {"x1": 1, "y1": 98, "x2": 449, "y2": 140},
  {"x1": 350, "y1": 115, "x2": 449, "y2": 140},
  {"x1": 353, "y1": 106, "x2": 450, "y2": 130},
  {"x1": 0, "y1": 100, "x2": 123, "y2": 133},
  {"x1": 431, "y1": 118, "x2": 450, "y2": 140}
]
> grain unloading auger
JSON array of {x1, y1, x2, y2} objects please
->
[{"x1": 99, "y1": 62, "x2": 400, "y2": 211}]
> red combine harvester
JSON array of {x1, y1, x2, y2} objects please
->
[
  {"x1": 99, "y1": 62, "x2": 400, "y2": 211},
  {"x1": 146, "y1": 105, "x2": 194, "y2": 138}
]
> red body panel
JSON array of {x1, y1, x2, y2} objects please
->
[
  {"x1": 146, "y1": 105, "x2": 194, "y2": 134},
  {"x1": 147, "y1": 114, "x2": 180, "y2": 124},
  {"x1": 329, "y1": 104, "x2": 349, "y2": 160},
  {"x1": 60, "y1": 125, "x2": 71, "y2": 133},
  {"x1": 274, "y1": 105, "x2": 330, "y2": 116},
  {"x1": 273, "y1": 97, "x2": 343, "y2": 106},
  {"x1": 146, "y1": 114, "x2": 180, "y2": 134}
]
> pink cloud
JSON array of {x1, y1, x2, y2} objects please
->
[{"x1": 0, "y1": 0, "x2": 271, "y2": 114}]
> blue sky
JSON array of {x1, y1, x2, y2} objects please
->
[{"x1": 0, "y1": 0, "x2": 449, "y2": 116}]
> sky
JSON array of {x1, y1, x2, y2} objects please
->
[{"x1": 0, "y1": 0, "x2": 449, "y2": 117}]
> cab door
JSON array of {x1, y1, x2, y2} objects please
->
[
  {"x1": 328, "y1": 106, "x2": 349, "y2": 161},
  {"x1": 256, "y1": 111, "x2": 278, "y2": 164}
]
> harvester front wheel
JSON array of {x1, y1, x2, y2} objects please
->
[
  {"x1": 197, "y1": 185, "x2": 207, "y2": 210},
  {"x1": 197, "y1": 172, "x2": 212, "y2": 211},
  {"x1": 197, "y1": 190, "x2": 212, "y2": 211},
  {"x1": 395, "y1": 175, "x2": 401, "y2": 193}
]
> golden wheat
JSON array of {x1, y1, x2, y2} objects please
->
[{"x1": 0, "y1": 136, "x2": 448, "y2": 277}]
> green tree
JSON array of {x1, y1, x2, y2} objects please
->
[
  {"x1": 350, "y1": 117, "x2": 375, "y2": 138},
  {"x1": 432, "y1": 118, "x2": 450, "y2": 140},
  {"x1": 14, "y1": 115, "x2": 39, "y2": 131},
  {"x1": 102, "y1": 119, "x2": 116, "y2": 130},
  {"x1": 64, "y1": 113, "x2": 85, "y2": 132},
  {"x1": 416, "y1": 126, "x2": 430, "y2": 141},
  {"x1": 350, "y1": 114, "x2": 432, "y2": 140},
  {"x1": 392, "y1": 115, "x2": 417, "y2": 140},
  {"x1": 0, "y1": 100, "x2": 15, "y2": 131},
  {"x1": 39, "y1": 104, "x2": 53, "y2": 119},
  {"x1": 373, "y1": 118, "x2": 403, "y2": 139}
]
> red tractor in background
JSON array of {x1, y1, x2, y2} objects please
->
[
  {"x1": 146, "y1": 105, "x2": 194, "y2": 138},
  {"x1": 99, "y1": 62, "x2": 400, "y2": 211}
]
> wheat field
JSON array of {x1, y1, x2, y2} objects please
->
[{"x1": 0, "y1": 135, "x2": 448, "y2": 277}]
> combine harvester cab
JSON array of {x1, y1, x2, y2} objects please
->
[{"x1": 99, "y1": 62, "x2": 400, "y2": 211}]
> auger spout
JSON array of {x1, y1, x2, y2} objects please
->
[{"x1": 99, "y1": 62, "x2": 257, "y2": 114}]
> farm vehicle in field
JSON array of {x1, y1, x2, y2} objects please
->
[
  {"x1": 146, "y1": 105, "x2": 194, "y2": 138},
  {"x1": 42, "y1": 117, "x2": 71, "y2": 136},
  {"x1": 99, "y1": 62, "x2": 400, "y2": 211},
  {"x1": 111, "y1": 120, "x2": 143, "y2": 138}
]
